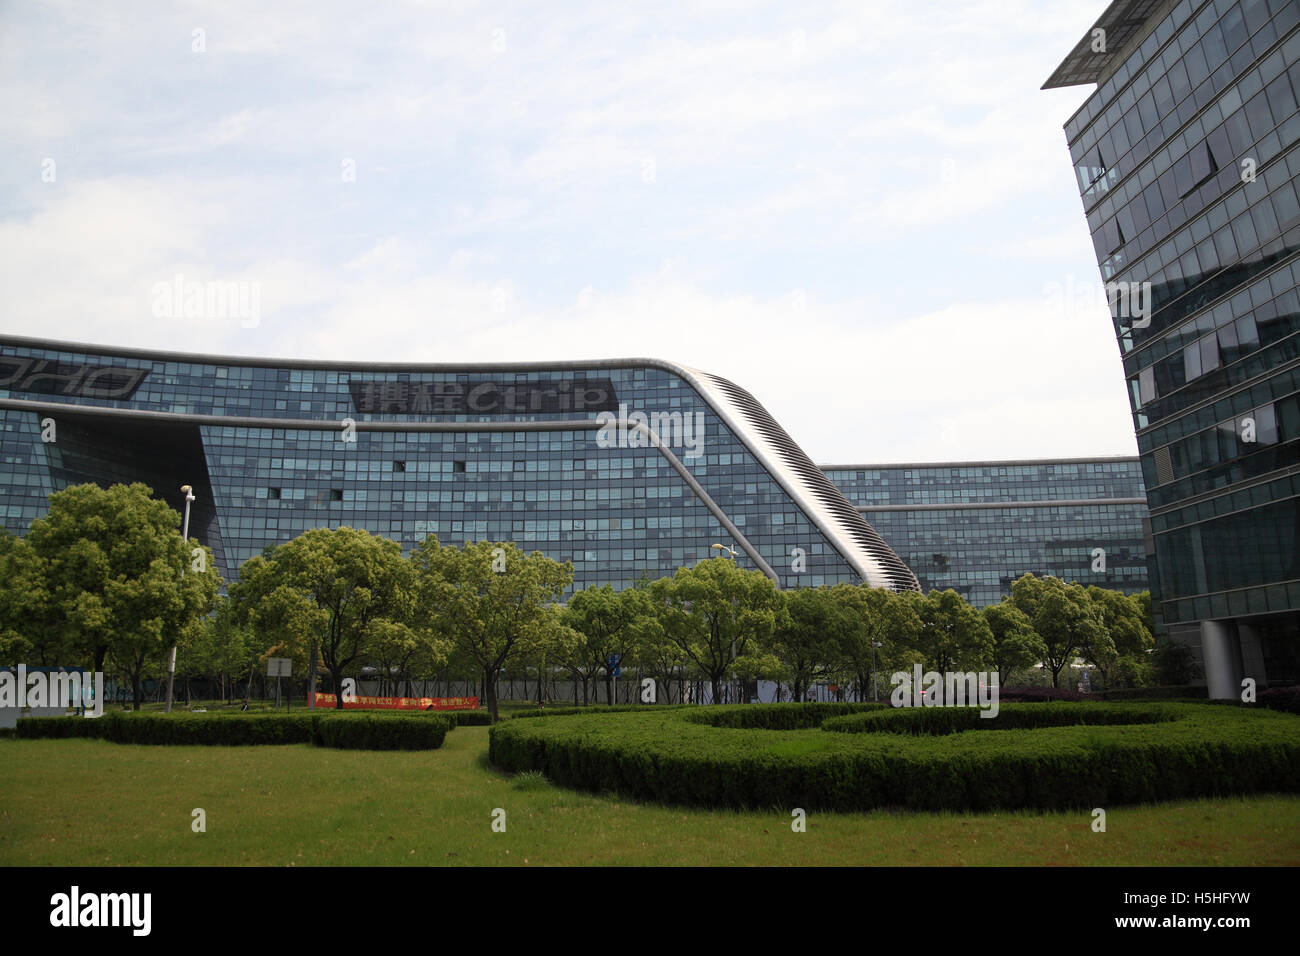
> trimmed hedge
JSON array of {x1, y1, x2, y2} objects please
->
[
  {"x1": 821, "y1": 703, "x2": 1177, "y2": 735},
  {"x1": 488, "y1": 702, "x2": 1300, "y2": 812},
  {"x1": 999, "y1": 686, "x2": 1095, "y2": 702},
  {"x1": 1098, "y1": 685, "x2": 1208, "y2": 701},
  {"x1": 1260, "y1": 685, "x2": 1300, "y2": 714},
  {"x1": 310, "y1": 713, "x2": 449, "y2": 750},
  {"x1": 510, "y1": 704, "x2": 687, "y2": 720},
  {"x1": 447, "y1": 710, "x2": 494, "y2": 726},
  {"x1": 685, "y1": 702, "x2": 887, "y2": 730},
  {"x1": 12, "y1": 710, "x2": 448, "y2": 750}
]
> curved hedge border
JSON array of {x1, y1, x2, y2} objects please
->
[
  {"x1": 822, "y1": 703, "x2": 1177, "y2": 735},
  {"x1": 11, "y1": 711, "x2": 450, "y2": 750},
  {"x1": 488, "y1": 702, "x2": 1300, "y2": 812},
  {"x1": 510, "y1": 704, "x2": 689, "y2": 720},
  {"x1": 686, "y1": 702, "x2": 886, "y2": 730}
]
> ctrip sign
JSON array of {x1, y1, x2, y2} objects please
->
[
  {"x1": 0, "y1": 357, "x2": 149, "y2": 401},
  {"x1": 349, "y1": 378, "x2": 619, "y2": 415}
]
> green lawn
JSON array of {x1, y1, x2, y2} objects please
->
[{"x1": 2, "y1": 727, "x2": 1297, "y2": 866}]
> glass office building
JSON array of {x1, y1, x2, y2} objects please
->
[
  {"x1": 1047, "y1": 0, "x2": 1300, "y2": 692},
  {"x1": 823, "y1": 458, "x2": 1150, "y2": 607},
  {"x1": 0, "y1": 335, "x2": 918, "y2": 595}
]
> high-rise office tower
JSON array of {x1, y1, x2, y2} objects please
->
[{"x1": 1047, "y1": 0, "x2": 1300, "y2": 695}]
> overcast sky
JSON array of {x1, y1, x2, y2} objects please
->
[{"x1": 0, "y1": 0, "x2": 1137, "y2": 465}]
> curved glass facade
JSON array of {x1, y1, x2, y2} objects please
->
[
  {"x1": 824, "y1": 458, "x2": 1149, "y2": 607},
  {"x1": 0, "y1": 336, "x2": 917, "y2": 594},
  {"x1": 1051, "y1": 0, "x2": 1300, "y2": 690}
]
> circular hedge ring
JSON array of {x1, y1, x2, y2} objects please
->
[{"x1": 487, "y1": 701, "x2": 1300, "y2": 812}]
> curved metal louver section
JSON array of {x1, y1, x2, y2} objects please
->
[{"x1": 679, "y1": 367, "x2": 920, "y2": 592}]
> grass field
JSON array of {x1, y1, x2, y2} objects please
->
[{"x1": 2, "y1": 726, "x2": 1298, "y2": 866}]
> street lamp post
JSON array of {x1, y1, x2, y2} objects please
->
[{"x1": 164, "y1": 484, "x2": 195, "y2": 714}]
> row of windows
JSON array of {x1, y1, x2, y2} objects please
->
[
  {"x1": 1090, "y1": 29, "x2": 1300, "y2": 298},
  {"x1": 1072, "y1": 0, "x2": 1292, "y2": 195},
  {"x1": 1079, "y1": 0, "x2": 1297, "y2": 220},
  {"x1": 1130, "y1": 271, "x2": 1299, "y2": 417}
]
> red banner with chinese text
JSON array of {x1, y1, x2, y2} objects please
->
[{"x1": 312, "y1": 693, "x2": 479, "y2": 711}]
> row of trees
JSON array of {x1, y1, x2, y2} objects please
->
[{"x1": 0, "y1": 483, "x2": 1166, "y2": 720}]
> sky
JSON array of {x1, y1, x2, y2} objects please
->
[{"x1": 0, "y1": 0, "x2": 1138, "y2": 465}]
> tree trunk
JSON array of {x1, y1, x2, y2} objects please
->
[{"x1": 485, "y1": 667, "x2": 500, "y2": 722}]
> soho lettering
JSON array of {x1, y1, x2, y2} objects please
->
[
  {"x1": 49, "y1": 886, "x2": 151, "y2": 936},
  {"x1": 0, "y1": 358, "x2": 148, "y2": 401}
]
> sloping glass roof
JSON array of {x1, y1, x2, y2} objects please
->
[{"x1": 1042, "y1": 0, "x2": 1167, "y2": 89}]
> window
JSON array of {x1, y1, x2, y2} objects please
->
[
  {"x1": 268, "y1": 487, "x2": 281, "y2": 499},
  {"x1": 330, "y1": 489, "x2": 343, "y2": 501},
  {"x1": 453, "y1": 461, "x2": 466, "y2": 473},
  {"x1": 393, "y1": 460, "x2": 406, "y2": 472}
]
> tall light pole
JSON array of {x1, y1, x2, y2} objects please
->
[{"x1": 164, "y1": 484, "x2": 195, "y2": 714}]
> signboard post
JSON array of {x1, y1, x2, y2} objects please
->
[
  {"x1": 609, "y1": 654, "x2": 621, "y2": 704},
  {"x1": 267, "y1": 658, "x2": 292, "y2": 710}
]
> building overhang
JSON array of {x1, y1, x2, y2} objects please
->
[{"x1": 1042, "y1": 0, "x2": 1167, "y2": 90}]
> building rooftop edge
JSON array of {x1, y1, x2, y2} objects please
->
[
  {"x1": 821, "y1": 456, "x2": 1141, "y2": 469},
  {"x1": 0, "y1": 333, "x2": 688, "y2": 376}
]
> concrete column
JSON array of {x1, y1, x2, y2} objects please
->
[
  {"x1": 1237, "y1": 623, "x2": 1268, "y2": 688},
  {"x1": 1201, "y1": 620, "x2": 1242, "y2": 700}
]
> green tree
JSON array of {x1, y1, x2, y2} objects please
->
[
  {"x1": 0, "y1": 530, "x2": 49, "y2": 664},
  {"x1": 830, "y1": 584, "x2": 922, "y2": 702},
  {"x1": 648, "y1": 556, "x2": 782, "y2": 705},
  {"x1": 1009, "y1": 574, "x2": 1105, "y2": 688},
  {"x1": 368, "y1": 618, "x2": 451, "y2": 699},
  {"x1": 231, "y1": 526, "x2": 413, "y2": 708},
  {"x1": 186, "y1": 601, "x2": 259, "y2": 703},
  {"x1": 981, "y1": 599, "x2": 1047, "y2": 686},
  {"x1": 412, "y1": 537, "x2": 572, "y2": 721},
  {"x1": 768, "y1": 586, "x2": 849, "y2": 702},
  {"x1": 23, "y1": 483, "x2": 221, "y2": 708},
  {"x1": 561, "y1": 585, "x2": 652, "y2": 705},
  {"x1": 1085, "y1": 586, "x2": 1154, "y2": 687},
  {"x1": 911, "y1": 590, "x2": 994, "y2": 692},
  {"x1": 518, "y1": 604, "x2": 582, "y2": 705}
]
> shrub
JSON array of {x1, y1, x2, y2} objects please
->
[
  {"x1": 684, "y1": 702, "x2": 886, "y2": 730},
  {"x1": 821, "y1": 703, "x2": 1177, "y2": 735},
  {"x1": 488, "y1": 702, "x2": 1300, "y2": 813},
  {"x1": 1260, "y1": 685, "x2": 1300, "y2": 715},
  {"x1": 510, "y1": 704, "x2": 685, "y2": 719},
  {"x1": 310, "y1": 713, "x2": 449, "y2": 750},
  {"x1": 1098, "y1": 685, "x2": 1208, "y2": 701},
  {"x1": 998, "y1": 686, "x2": 1095, "y2": 702},
  {"x1": 12, "y1": 710, "x2": 449, "y2": 749},
  {"x1": 448, "y1": 710, "x2": 494, "y2": 726},
  {"x1": 16, "y1": 712, "x2": 314, "y2": 745}
]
